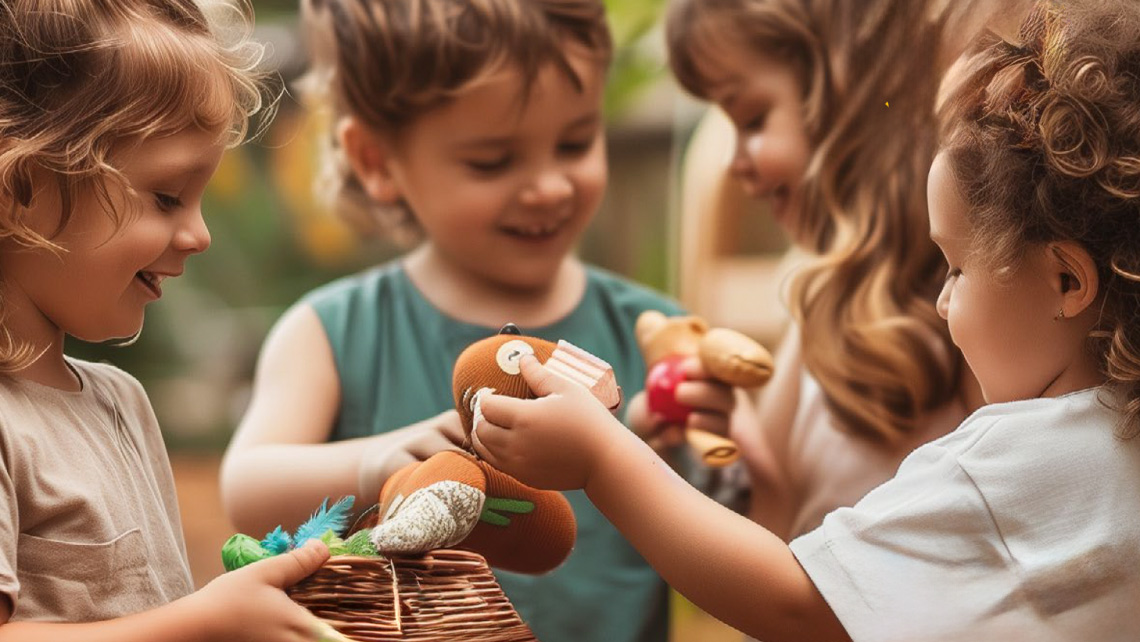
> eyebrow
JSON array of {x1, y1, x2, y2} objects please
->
[{"x1": 451, "y1": 113, "x2": 602, "y2": 150}]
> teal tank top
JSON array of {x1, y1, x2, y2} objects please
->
[{"x1": 304, "y1": 261, "x2": 683, "y2": 642}]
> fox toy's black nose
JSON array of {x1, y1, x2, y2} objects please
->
[{"x1": 498, "y1": 323, "x2": 522, "y2": 335}]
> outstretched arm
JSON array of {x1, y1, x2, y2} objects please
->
[
  {"x1": 220, "y1": 303, "x2": 464, "y2": 534},
  {"x1": 0, "y1": 542, "x2": 346, "y2": 642},
  {"x1": 473, "y1": 356, "x2": 849, "y2": 642}
]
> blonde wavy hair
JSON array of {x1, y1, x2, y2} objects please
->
[
  {"x1": 666, "y1": 0, "x2": 977, "y2": 442},
  {"x1": 941, "y1": 0, "x2": 1140, "y2": 436},
  {"x1": 0, "y1": 0, "x2": 268, "y2": 371},
  {"x1": 299, "y1": 0, "x2": 612, "y2": 243}
]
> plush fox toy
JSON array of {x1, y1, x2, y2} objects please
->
[{"x1": 365, "y1": 325, "x2": 620, "y2": 575}]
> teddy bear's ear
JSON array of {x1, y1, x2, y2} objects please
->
[
  {"x1": 635, "y1": 310, "x2": 668, "y2": 346},
  {"x1": 688, "y1": 317, "x2": 710, "y2": 334}
]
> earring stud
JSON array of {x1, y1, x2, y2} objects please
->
[{"x1": 1054, "y1": 308, "x2": 1066, "y2": 321}]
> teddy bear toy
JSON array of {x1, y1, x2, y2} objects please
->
[{"x1": 635, "y1": 310, "x2": 774, "y2": 467}]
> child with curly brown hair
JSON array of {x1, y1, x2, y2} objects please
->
[{"x1": 472, "y1": 1, "x2": 1140, "y2": 639}]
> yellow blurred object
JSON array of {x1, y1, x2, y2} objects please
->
[
  {"x1": 206, "y1": 148, "x2": 252, "y2": 205},
  {"x1": 269, "y1": 108, "x2": 360, "y2": 266}
]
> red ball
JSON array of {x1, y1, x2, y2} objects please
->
[{"x1": 645, "y1": 355, "x2": 692, "y2": 424}]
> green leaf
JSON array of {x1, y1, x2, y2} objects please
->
[{"x1": 221, "y1": 533, "x2": 272, "y2": 572}]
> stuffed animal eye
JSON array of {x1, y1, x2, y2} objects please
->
[{"x1": 496, "y1": 340, "x2": 535, "y2": 375}]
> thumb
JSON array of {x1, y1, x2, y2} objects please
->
[
  {"x1": 256, "y1": 539, "x2": 330, "y2": 589},
  {"x1": 519, "y1": 353, "x2": 576, "y2": 397}
]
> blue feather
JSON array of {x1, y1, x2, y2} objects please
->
[
  {"x1": 292, "y1": 496, "x2": 356, "y2": 547},
  {"x1": 260, "y1": 526, "x2": 291, "y2": 555}
]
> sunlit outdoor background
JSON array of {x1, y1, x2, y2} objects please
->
[{"x1": 64, "y1": 2, "x2": 785, "y2": 639}]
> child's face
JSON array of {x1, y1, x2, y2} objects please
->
[
  {"x1": 379, "y1": 49, "x2": 607, "y2": 292},
  {"x1": 928, "y1": 153, "x2": 1070, "y2": 404},
  {"x1": 0, "y1": 127, "x2": 222, "y2": 344},
  {"x1": 699, "y1": 46, "x2": 810, "y2": 241}
]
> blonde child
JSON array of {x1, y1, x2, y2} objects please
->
[
  {"x1": 0, "y1": 1, "x2": 345, "y2": 640},
  {"x1": 473, "y1": 2, "x2": 1140, "y2": 639},
  {"x1": 649, "y1": 0, "x2": 1032, "y2": 542},
  {"x1": 219, "y1": 1, "x2": 690, "y2": 640}
]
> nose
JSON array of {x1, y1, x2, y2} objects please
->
[
  {"x1": 936, "y1": 278, "x2": 951, "y2": 320},
  {"x1": 729, "y1": 132, "x2": 756, "y2": 181},
  {"x1": 173, "y1": 205, "x2": 211, "y2": 255},
  {"x1": 519, "y1": 166, "x2": 573, "y2": 208}
]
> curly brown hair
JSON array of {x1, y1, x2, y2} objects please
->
[
  {"x1": 666, "y1": 0, "x2": 987, "y2": 442},
  {"x1": 941, "y1": 0, "x2": 1140, "y2": 436},
  {"x1": 299, "y1": 0, "x2": 612, "y2": 243},
  {"x1": 0, "y1": 0, "x2": 268, "y2": 371}
]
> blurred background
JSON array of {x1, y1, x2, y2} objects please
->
[{"x1": 66, "y1": 1, "x2": 788, "y2": 639}]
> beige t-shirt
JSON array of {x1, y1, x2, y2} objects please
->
[{"x1": 0, "y1": 358, "x2": 193, "y2": 622}]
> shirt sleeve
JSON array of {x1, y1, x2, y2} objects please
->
[{"x1": 789, "y1": 421, "x2": 1023, "y2": 642}]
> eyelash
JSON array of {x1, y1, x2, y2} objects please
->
[
  {"x1": 466, "y1": 139, "x2": 594, "y2": 174},
  {"x1": 945, "y1": 267, "x2": 962, "y2": 283},
  {"x1": 154, "y1": 193, "x2": 182, "y2": 212},
  {"x1": 467, "y1": 157, "x2": 511, "y2": 174},
  {"x1": 558, "y1": 139, "x2": 593, "y2": 156}
]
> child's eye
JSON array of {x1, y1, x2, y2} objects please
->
[
  {"x1": 466, "y1": 156, "x2": 512, "y2": 174},
  {"x1": 945, "y1": 267, "x2": 962, "y2": 283},
  {"x1": 557, "y1": 139, "x2": 594, "y2": 157},
  {"x1": 154, "y1": 193, "x2": 182, "y2": 212},
  {"x1": 741, "y1": 113, "x2": 768, "y2": 132}
]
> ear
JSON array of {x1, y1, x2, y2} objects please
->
[
  {"x1": 1049, "y1": 241, "x2": 1099, "y2": 319},
  {"x1": 337, "y1": 117, "x2": 402, "y2": 204}
]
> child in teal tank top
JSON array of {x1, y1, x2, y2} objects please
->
[{"x1": 218, "y1": 2, "x2": 735, "y2": 641}]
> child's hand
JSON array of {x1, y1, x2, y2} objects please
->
[
  {"x1": 192, "y1": 540, "x2": 348, "y2": 642},
  {"x1": 358, "y1": 410, "x2": 466, "y2": 501},
  {"x1": 472, "y1": 355, "x2": 631, "y2": 490},
  {"x1": 630, "y1": 357, "x2": 737, "y2": 451}
]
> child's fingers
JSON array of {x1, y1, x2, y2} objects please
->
[
  {"x1": 518, "y1": 354, "x2": 577, "y2": 396},
  {"x1": 675, "y1": 380, "x2": 735, "y2": 414},
  {"x1": 469, "y1": 400, "x2": 509, "y2": 465},
  {"x1": 255, "y1": 539, "x2": 329, "y2": 589},
  {"x1": 686, "y1": 411, "x2": 729, "y2": 438},
  {"x1": 311, "y1": 616, "x2": 353, "y2": 642}
]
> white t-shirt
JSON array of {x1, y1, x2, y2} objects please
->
[{"x1": 791, "y1": 387, "x2": 1140, "y2": 642}]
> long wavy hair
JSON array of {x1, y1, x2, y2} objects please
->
[
  {"x1": 667, "y1": 0, "x2": 973, "y2": 442},
  {"x1": 941, "y1": 0, "x2": 1140, "y2": 436},
  {"x1": 0, "y1": 0, "x2": 268, "y2": 371},
  {"x1": 299, "y1": 0, "x2": 613, "y2": 243}
]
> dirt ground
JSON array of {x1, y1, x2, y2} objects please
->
[{"x1": 170, "y1": 453, "x2": 742, "y2": 642}]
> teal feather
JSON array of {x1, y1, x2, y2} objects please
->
[
  {"x1": 260, "y1": 526, "x2": 291, "y2": 554},
  {"x1": 293, "y1": 496, "x2": 355, "y2": 547}
]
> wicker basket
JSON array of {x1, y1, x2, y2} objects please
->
[{"x1": 287, "y1": 549, "x2": 538, "y2": 642}]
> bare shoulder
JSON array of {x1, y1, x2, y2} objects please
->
[{"x1": 229, "y1": 303, "x2": 341, "y2": 448}]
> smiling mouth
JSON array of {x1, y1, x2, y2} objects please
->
[
  {"x1": 135, "y1": 271, "x2": 165, "y2": 297},
  {"x1": 500, "y1": 218, "x2": 570, "y2": 240}
]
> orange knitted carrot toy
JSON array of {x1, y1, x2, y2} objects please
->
[{"x1": 364, "y1": 325, "x2": 620, "y2": 575}]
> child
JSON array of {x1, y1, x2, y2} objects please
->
[
  {"x1": 654, "y1": 0, "x2": 1028, "y2": 542},
  {"x1": 219, "y1": 1, "x2": 687, "y2": 640},
  {"x1": 0, "y1": 1, "x2": 343, "y2": 640},
  {"x1": 473, "y1": 1, "x2": 1140, "y2": 639}
]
